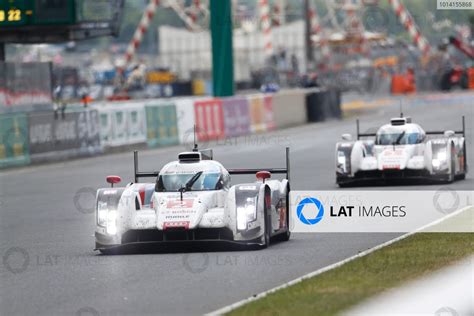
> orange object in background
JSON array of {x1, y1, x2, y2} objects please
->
[
  {"x1": 468, "y1": 68, "x2": 474, "y2": 89},
  {"x1": 391, "y1": 70, "x2": 416, "y2": 95}
]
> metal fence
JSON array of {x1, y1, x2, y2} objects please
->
[{"x1": 0, "y1": 62, "x2": 53, "y2": 113}]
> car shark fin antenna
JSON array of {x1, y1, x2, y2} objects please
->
[{"x1": 400, "y1": 100, "x2": 404, "y2": 118}]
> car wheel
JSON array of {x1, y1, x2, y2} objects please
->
[
  {"x1": 276, "y1": 190, "x2": 291, "y2": 242},
  {"x1": 260, "y1": 194, "x2": 271, "y2": 248},
  {"x1": 283, "y1": 190, "x2": 291, "y2": 241},
  {"x1": 99, "y1": 248, "x2": 114, "y2": 255},
  {"x1": 448, "y1": 146, "x2": 456, "y2": 183}
]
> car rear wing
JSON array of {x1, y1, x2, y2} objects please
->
[
  {"x1": 356, "y1": 119, "x2": 377, "y2": 140},
  {"x1": 227, "y1": 147, "x2": 291, "y2": 181},
  {"x1": 134, "y1": 151, "x2": 159, "y2": 183},
  {"x1": 425, "y1": 116, "x2": 465, "y2": 137},
  {"x1": 356, "y1": 116, "x2": 466, "y2": 139}
]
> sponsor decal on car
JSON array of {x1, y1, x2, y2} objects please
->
[
  {"x1": 163, "y1": 221, "x2": 190, "y2": 230},
  {"x1": 167, "y1": 199, "x2": 194, "y2": 209}
]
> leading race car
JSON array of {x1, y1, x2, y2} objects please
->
[
  {"x1": 335, "y1": 116, "x2": 467, "y2": 186},
  {"x1": 94, "y1": 147, "x2": 291, "y2": 253}
]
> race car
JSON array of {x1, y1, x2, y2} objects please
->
[
  {"x1": 335, "y1": 116, "x2": 467, "y2": 186},
  {"x1": 94, "y1": 147, "x2": 291, "y2": 253}
]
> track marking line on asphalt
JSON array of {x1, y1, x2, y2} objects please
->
[{"x1": 206, "y1": 205, "x2": 473, "y2": 316}]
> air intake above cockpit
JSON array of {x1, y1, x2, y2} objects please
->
[{"x1": 178, "y1": 152, "x2": 202, "y2": 163}]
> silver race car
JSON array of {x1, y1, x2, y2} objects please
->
[
  {"x1": 95, "y1": 147, "x2": 291, "y2": 253},
  {"x1": 336, "y1": 116, "x2": 467, "y2": 186}
]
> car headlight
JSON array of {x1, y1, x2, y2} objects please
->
[
  {"x1": 97, "y1": 201, "x2": 108, "y2": 227},
  {"x1": 337, "y1": 152, "x2": 346, "y2": 165},
  {"x1": 236, "y1": 197, "x2": 257, "y2": 230},
  {"x1": 106, "y1": 210, "x2": 118, "y2": 235},
  {"x1": 437, "y1": 151, "x2": 447, "y2": 162},
  {"x1": 432, "y1": 151, "x2": 448, "y2": 170},
  {"x1": 337, "y1": 151, "x2": 347, "y2": 173}
]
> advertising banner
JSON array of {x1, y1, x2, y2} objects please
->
[
  {"x1": 175, "y1": 98, "x2": 197, "y2": 147},
  {"x1": 28, "y1": 109, "x2": 101, "y2": 161},
  {"x1": 222, "y1": 97, "x2": 250, "y2": 138},
  {"x1": 194, "y1": 99, "x2": 224, "y2": 141},
  {"x1": 0, "y1": 113, "x2": 30, "y2": 168},
  {"x1": 145, "y1": 103, "x2": 179, "y2": 147},
  {"x1": 247, "y1": 94, "x2": 274, "y2": 133},
  {"x1": 96, "y1": 102, "x2": 147, "y2": 148}
]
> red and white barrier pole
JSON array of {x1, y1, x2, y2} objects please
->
[
  {"x1": 388, "y1": 0, "x2": 431, "y2": 55},
  {"x1": 259, "y1": 0, "x2": 273, "y2": 57},
  {"x1": 119, "y1": 0, "x2": 160, "y2": 75}
]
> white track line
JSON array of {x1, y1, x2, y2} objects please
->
[{"x1": 206, "y1": 205, "x2": 473, "y2": 315}]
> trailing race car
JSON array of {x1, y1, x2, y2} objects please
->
[
  {"x1": 95, "y1": 147, "x2": 291, "y2": 253},
  {"x1": 336, "y1": 116, "x2": 467, "y2": 186}
]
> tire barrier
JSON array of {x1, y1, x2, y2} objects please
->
[{"x1": 306, "y1": 88, "x2": 342, "y2": 123}]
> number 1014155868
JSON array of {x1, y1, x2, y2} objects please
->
[{"x1": 437, "y1": 0, "x2": 474, "y2": 9}]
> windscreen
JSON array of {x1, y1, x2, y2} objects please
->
[
  {"x1": 157, "y1": 172, "x2": 221, "y2": 192},
  {"x1": 376, "y1": 133, "x2": 422, "y2": 145}
]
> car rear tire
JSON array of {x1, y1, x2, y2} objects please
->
[
  {"x1": 276, "y1": 190, "x2": 291, "y2": 242},
  {"x1": 260, "y1": 194, "x2": 271, "y2": 249},
  {"x1": 448, "y1": 145, "x2": 456, "y2": 183}
]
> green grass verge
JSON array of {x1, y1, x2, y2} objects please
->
[{"x1": 227, "y1": 233, "x2": 474, "y2": 316}]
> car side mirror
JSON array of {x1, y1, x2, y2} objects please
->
[
  {"x1": 444, "y1": 130, "x2": 455, "y2": 138},
  {"x1": 256, "y1": 171, "x2": 271, "y2": 183},
  {"x1": 342, "y1": 133, "x2": 352, "y2": 141},
  {"x1": 106, "y1": 175, "x2": 122, "y2": 187}
]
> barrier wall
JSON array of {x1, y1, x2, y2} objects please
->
[
  {"x1": 28, "y1": 109, "x2": 101, "y2": 162},
  {"x1": 0, "y1": 88, "x2": 342, "y2": 169},
  {"x1": 271, "y1": 89, "x2": 307, "y2": 128},
  {"x1": 0, "y1": 113, "x2": 30, "y2": 168}
]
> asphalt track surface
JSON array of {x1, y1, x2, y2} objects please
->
[{"x1": 0, "y1": 94, "x2": 472, "y2": 315}]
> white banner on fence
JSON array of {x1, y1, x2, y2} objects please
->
[{"x1": 290, "y1": 190, "x2": 473, "y2": 233}]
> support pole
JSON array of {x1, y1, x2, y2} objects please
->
[
  {"x1": 304, "y1": 0, "x2": 314, "y2": 71},
  {"x1": 0, "y1": 43, "x2": 5, "y2": 62},
  {"x1": 210, "y1": 0, "x2": 234, "y2": 97}
]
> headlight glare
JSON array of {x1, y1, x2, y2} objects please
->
[
  {"x1": 437, "y1": 151, "x2": 447, "y2": 161},
  {"x1": 97, "y1": 201, "x2": 108, "y2": 227},
  {"x1": 106, "y1": 210, "x2": 118, "y2": 235},
  {"x1": 236, "y1": 197, "x2": 257, "y2": 230}
]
